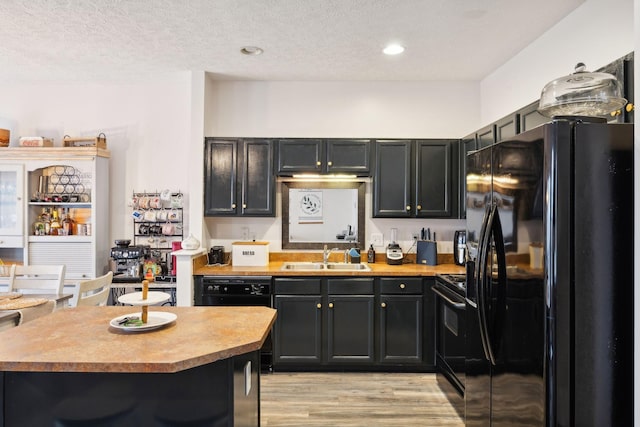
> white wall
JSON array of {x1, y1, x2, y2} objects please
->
[
  {"x1": 480, "y1": 0, "x2": 635, "y2": 127},
  {"x1": 203, "y1": 79, "x2": 478, "y2": 253},
  {"x1": 0, "y1": 72, "x2": 193, "y2": 245}
]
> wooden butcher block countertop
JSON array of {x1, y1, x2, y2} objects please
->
[
  {"x1": 193, "y1": 256, "x2": 465, "y2": 277},
  {"x1": 0, "y1": 306, "x2": 276, "y2": 374}
]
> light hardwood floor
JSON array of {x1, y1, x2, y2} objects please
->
[{"x1": 261, "y1": 372, "x2": 464, "y2": 426}]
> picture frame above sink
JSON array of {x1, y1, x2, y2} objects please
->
[{"x1": 281, "y1": 181, "x2": 365, "y2": 250}]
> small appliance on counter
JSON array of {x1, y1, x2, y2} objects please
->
[
  {"x1": 385, "y1": 228, "x2": 403, "y2": 265},
  {"x1": 110, "y1": 240, "x2": 150, "y2": 283},
  {"x1": 208, "y1": 246, "x2": 225, "y2": 265},
  {"x1": 453, "y1": 230, "x2": 466, "y2": 266}
]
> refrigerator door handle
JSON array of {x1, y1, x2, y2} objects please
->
[
  {"x1": 482, "y1": 203, "x2": 507, "y2": 366},
  {"x1": 476, "y1": 205, "x2": 493, "y2": 362}
]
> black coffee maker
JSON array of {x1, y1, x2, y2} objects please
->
[
  {"x1": 453, "y1": 230, "x2": 466, "y2": 266},
  {"x1": 208, "y1": 246, "x2": 225, "y2": 265}
]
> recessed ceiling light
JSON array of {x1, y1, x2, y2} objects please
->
[
  {"x1": 240, "y1": 46, "x2": 264, "y2": 56},
  {"x1": 383, "y1": 44, "x2": 405, "y2": 55}
]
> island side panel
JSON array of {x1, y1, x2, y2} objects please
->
[{"x1": 2, "y1": 351, "x2": 260, "y2": 426}]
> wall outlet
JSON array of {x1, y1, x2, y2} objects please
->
[{"x1": 371, "y1": 233, "x2": 383, "y2": 247}]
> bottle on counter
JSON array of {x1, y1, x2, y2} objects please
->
[{"x1": 367, "y1": 244, "x2": 376, "y2": 263}]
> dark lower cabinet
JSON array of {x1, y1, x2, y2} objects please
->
[
  {"x1": 273, "y1": 276, "x2": 431, "y2": 371},
  {"x1": 379, "y1": 277, "x2": 425, "y2": 365},
  {"x1": 327, "y1": 295, "x2": 375, "y2": 364},
  {"x1": 379, "y1": 295, "x2": 423, "y2": 364},
  {"x1": 273, "y1": 278, "x2": 323, "y2": 365}
]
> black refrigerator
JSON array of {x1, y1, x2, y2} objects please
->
[{"x1": 464, "y1": 117, "x2": 633, "y2": 426}]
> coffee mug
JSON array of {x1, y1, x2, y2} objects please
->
[
  {"x1": 143, "y1": 210, "x2": 157, "y2": 222},
  {"x1": 157, "y1": 209, "x2": 168, "y2": 221},
  {"x1": 162, "y1": 222, "x2": 175, "y2": 236},
  {"x1": 149, "y1": 196, "x2": 161, "y2": 209},
  {"x1": 171, "y1": 194, "x2": 183, "y2": 208}
]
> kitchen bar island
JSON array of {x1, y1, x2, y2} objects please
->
[{"x1": 0, "y1": 305, "x2": 276, "y2": 426}]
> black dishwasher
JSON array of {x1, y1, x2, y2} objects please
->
[{"x1": 195, "y1": 276, "x2": 273, "y2": 372}]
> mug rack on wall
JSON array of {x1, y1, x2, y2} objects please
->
[{"x1": 131, "y1": 190, "x2": 184, "y2": 267}]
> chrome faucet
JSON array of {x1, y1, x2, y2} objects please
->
[{"x1": 323, "y1": 244, "x2": 340, "y2": 264}]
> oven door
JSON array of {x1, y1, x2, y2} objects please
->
[{"x1": 433, "y1": 281, "x2": 466, "y2": 396}]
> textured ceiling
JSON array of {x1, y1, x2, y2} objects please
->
[{"x1": 0, "y1": 0, "x2": 584, "y2": 83}]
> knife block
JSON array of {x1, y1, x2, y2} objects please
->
[{"x1": 417, "y1": 241, "x2": 437, "y2": 265}]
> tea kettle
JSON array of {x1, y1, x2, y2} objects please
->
[{"x1": 453, "y1": 230, "x2": 466, "y2": 266}]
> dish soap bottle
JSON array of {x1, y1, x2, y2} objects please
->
[{"x1": 367, "y1": 244, "x2": 376, "y2": 263}]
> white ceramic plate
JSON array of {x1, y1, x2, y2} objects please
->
[
  {"x1": 118, "y1": 291, "x2": 171, "y2": 306},
  {"x1": 110, "y1": 311, "x2": 177, "y2": 332}
]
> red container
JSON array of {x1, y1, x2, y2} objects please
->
[{"x1": 171, "y1": 241, "x2": 182, "y2": 276}]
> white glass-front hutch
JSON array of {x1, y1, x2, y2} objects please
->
[{"x1": 0, "y1": 147, "x2": 109, "y2": 283}]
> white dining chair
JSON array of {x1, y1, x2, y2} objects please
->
[
  {"x1": 71, "y1": 271, "x2": 113, "y2": 307},
  {"x1": 8, "y1": 264, "x2": 66, "y2": 295}
]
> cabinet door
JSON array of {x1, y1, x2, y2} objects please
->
[
  {"x1": 379, "y1": 295, "x2": 423, "y2": 364},
  {"x1": 458, "y1": 135, "x2": 477, "y2": 219},
  {"x1": 204, "y1": 139, "x2": 237, "y2": 216},
  {"x1": 273, "y1": 295, "x2": 323, "y2": 365},
  {"x1": 326, "y1": 295, "x2": 375, "y2": 364},
  {"x1": 326, "y1": 139, "x2": 371, "y2": 175},
  {"x1": 415, "y1": 140, "x2": 456, "y2": 218},
  {"x1": 0, "y1": 164, "x2": 24, "y2": 237},
  {"x1": 495, "y1": 113, "x2": 520, "y2": 142},
  {"x1": 240, "y1": 139, "x2": 274, "y2": 216},
  {"x1": 518, "y1": 101, "x2": 548, "y2": 133},
  {"x1": 276, "y1": 139, "x2": 323, "y2": 175},
  {"x1": 476, "y1": 124, "x2": 496, "y2": 149},
  {"x1": 373, "y1": 140, "x2": 412, "y2": 217}
]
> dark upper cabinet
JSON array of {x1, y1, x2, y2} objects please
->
[
  {"x1": 204, "y1": 138, "x2": 275, "y2": 217},
  {"x1": 476, "y1": 124, "x2": 496, "y2": 149},
  {"x1": 276, "y1": 138, "x2": 371, "y2": 175},
  {"x1": 495, "y1": 113, "x2": 520, "y2": 142},
  {"x1": 597, "y1": 53, "x2": 635, "y2": 123},
  {"x1": 518, "y1": 100, "x2": 548, "y2": 132},
  {"x1": 373, "y1": 139, "x2": 457, "y2": 218},
  {"x1": 415, "y1": 139, "x2": 457, "y2": 218},
  {"x1": 458, "y1": 133, "x2": 477, "y2": 219},
  {"x1": 373, "y1": 140, "x2": 413, "y2": 217},
  {"x1": 276, "y1": 139, "x2": 323, "y2": 174},
  {"x1": 325, "y1": 139, "x2": 371, "y2": 174}
]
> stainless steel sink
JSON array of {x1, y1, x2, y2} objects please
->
[
  {"x1": 280, "y1": 262, "x2": 324, "y2": 270},
  {"x1": 324, "y1": 263, "x2": 371, "y2": 271},
  {"x1": 280, "y1": 262, "x2": 371, "y2": 272}
]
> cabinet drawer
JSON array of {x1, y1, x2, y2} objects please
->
[
  {"x1": 327, "y1": 278, "x2": 374, "y2": 294},
  {"x1": 274, "y1": 278, "x2": 321, "y2": 294},
  {"x1": 0, "y1": 235, "x2": 23, "y2": 248},
  {"x1": 379, "y1": 277, "x2": 423, "y2": 294}
]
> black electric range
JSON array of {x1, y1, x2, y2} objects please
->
[
  {"x1": 436, "y1": 273, "x2": 466, "y2": 296},
  {"x1": 433, "y1": 273, "x2": 466, "y2": 405}
]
